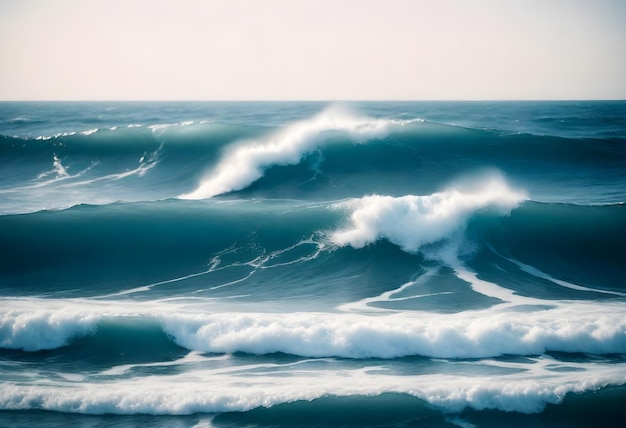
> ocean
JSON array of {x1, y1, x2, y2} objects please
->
[{"x1": 0, "y1": 101, "x2": 625, "y2": 427}]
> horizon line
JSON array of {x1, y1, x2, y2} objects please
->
[{"x1": 1, "y1": 98, "x2": 625, "y2": 103}]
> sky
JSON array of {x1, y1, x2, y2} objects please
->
[{"x1": 1, "y1": 0, "x2": 625, "y2": 101}]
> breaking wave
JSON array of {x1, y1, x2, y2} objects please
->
[
  {"x1": 179, "y1": 106, "x2": 393, "y2": 199},
  {"x1": 331, "y1": 173, "x2": 526, "y2": 253}
]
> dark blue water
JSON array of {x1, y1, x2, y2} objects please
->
[{"x1": 1, "y1": 101, "x2": 625, "y2": 427}]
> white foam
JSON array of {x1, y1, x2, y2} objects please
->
[
  {"x1": 179, "y1": 106, "x2": 390, "y2": 199},
  {"x1": 341, "y1": 250, "x2": 547, "y2": 312},
  {"x1": 331, "y1": 174, "x2": 526, "y2": 253},
  {"x1": 0, "y1": 158, "x2": 98, "y2": 199},
  {"x1": 35, "y1": 131, "x2": 77, "y2": 141},
  {"x1": 31, "y1": 128, "x2": 99, "y2": 139},
  {"x1": 452, "y1": 263, "x2": 542, "y2": 307}
]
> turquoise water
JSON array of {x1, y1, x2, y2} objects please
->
[{"x1": 1, "y1": 101, "x2": 625, "y2": 427}]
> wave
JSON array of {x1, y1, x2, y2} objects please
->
[
  {"x1": 214, "y1": 388, "x2": 626, "y2": 427},
  {"x1": 2, "y1": 298, "x2": 626, "y2": 358},
  {"x1": 163, "y1": 307, "x2": 626, "y2": 359},
  {"x1": 331, "y1": 173, "x2": 526, "y2": 254},
  {"x1": 179, "y1": 106, "x2": 394, "y2": 199},
  {"x1": 174, "y1": 110, "x2": 625, "y2": 201}
]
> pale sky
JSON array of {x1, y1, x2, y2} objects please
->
[{"x1": 1, "y1": 0, "x2": 625, "y2": 100}]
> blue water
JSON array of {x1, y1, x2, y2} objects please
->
[{"x1": 1, "y1": 101, "x2": 625, "y2": 427}]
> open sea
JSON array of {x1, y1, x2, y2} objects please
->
[{"x1": 1, "y1": 101, "x2": 625, "y2": 427}]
